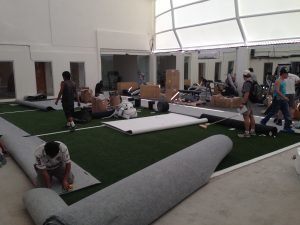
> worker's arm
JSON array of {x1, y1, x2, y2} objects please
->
[
  {"x1": 62, "y1": 162, "x2": 71, "y2": 190},
  {"x1": 40, "y1": 169, "x2": 52, "y2": 188},
  {"x1": 55, "y1": 81, "x2": 64, "y2": 105}
]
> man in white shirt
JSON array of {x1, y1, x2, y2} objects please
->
[{"x1": 34, "y1": 141, "x2": 74, "y2": 190}]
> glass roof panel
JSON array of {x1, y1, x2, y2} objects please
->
[
  {"x1": 241, "y1": 12, "x2": 300, "y2": 42},
  {"x1": 174, "y1": 0, "x2": 235, "y2": 28},
  {"x1": 177, "y1": 20, "x2": 243, "y2": 48},
  {"x1": 172, "y1": 0, "x2": 201, "y2": 8},
  {"x1": 156, "y1": 12, "x2": 173, "y2": 33},
  {"x1": 155, "y1": 0, "x2": 171, "y2": 15},
  {"x1": 155, "y1": 31, "x2": 180, "y2": 50},
  {"x1": 239, "y1": 0, "x2": 300, "y2": 16}
]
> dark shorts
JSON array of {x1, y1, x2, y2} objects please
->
[
  {"x1": 286, "y1": 94, "x2": 295, "y2": 108},
  {"x1": 62, "y1": 103, "x2": 74, "y2": 118}
]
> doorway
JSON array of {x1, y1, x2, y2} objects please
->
[
  {"x1": 70, "y1": 62, "x2": 86, "y2": 88},
  {"x1": 214, "y1": 62, "x2": 221, "y2": 82},
  {"x1": 263, "y1": 63, "x2": 273, "y2": 85},
  {"x1": 35, "y1": 62, "x2": 53, "y2": 96},
  {"x1": 198, "y1": 63, "x2": 205, "y2": 83}
]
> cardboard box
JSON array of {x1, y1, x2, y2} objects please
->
[
  {"x1": 228, "y1": 97, "x2": 242, "y2": 108},
  {"x1": 91, "y1": 97, "x2": 109, "y2": 113},
  {"x1": 166, "y1": 69, "x2": 179, "y2": 91},
  {"x1": 211, "y1": 94, "x2": 224, "y2": 106},
  {"x1": 117, "y1": 82, "x2": 139, "y2": 94},
  {"x1": 110, "y1": 95, "x2": 121, "y2": 107},
  {"x1": 80, "y1": 88, "x2": 93, "y2": 103},
  {"x1": 140, "y1": 85, "x2": 160, "y2": 100}
]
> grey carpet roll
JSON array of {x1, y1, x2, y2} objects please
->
[
  {"x1": 23, "y1": 188, "x2": 68, "y2": 225},
  {"x1": 24, "y1": 135, "x2": 232, "y2": 225},
  {"x1": 0, "y1": 117, "x2": 100, "y2": 194}
]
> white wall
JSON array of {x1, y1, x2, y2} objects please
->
[{"x1": 0, "y1": 0, "x2": 153, "y2": 100}]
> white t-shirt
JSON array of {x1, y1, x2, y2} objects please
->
[
  {"x1": 34, "y1": 141, "x2": 71, "y2": 170},
  {"x1": 285, "y1": 73, "x2": 300, "y2": 94}
]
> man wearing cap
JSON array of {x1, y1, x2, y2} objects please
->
[
  {"x1": 238, "y1": 70, "x2": 256, "y2": 138},
  {"x1": 260, "y1": 68, "x2": 293, "y2": 132}
]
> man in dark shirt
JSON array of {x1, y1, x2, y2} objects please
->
[
  {"x1": 55, "y1": 71, "x2": 80, "y2": 131},
  {"x1": 95, "y1": 80, "x2": 104, "y2": 97}
]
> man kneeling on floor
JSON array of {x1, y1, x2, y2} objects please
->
[{"x1": 34, "y1": 141, "x2": 74, "y2": 191}]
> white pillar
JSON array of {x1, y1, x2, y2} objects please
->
[
  {"x1": 149, "y1": 53, "x2": 157, "y2": 84},
  {"x1": 175, "y1": 52, "x2": 184, "y2": 90},
  {"x1": 236, "y1": 47, "x2": 250, "y2": 93},
  {"x1": 190, "y1": 52, "x2": 198, "y2": 85}
]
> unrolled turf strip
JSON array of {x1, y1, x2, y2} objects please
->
[{"x1": 200, "y1": 114, "x2": 278, "y2": 136}]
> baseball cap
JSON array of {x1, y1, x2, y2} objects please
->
[
  {"x1": 243, "y1": 70, "x2": 251, "y2": 76},
  {"x1": 279, "y1": 68, "x2": 288, "y2": 74}
]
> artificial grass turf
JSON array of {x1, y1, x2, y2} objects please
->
[
  {"x1": 1, "y1": 104, "x2": 300, "y2": 204},
  {"x1": 43, "y1": 123, "x2": 299, "y2": 204},
  {"x1": 0, "y1": 102, "x2": 35, "y2": 113}
]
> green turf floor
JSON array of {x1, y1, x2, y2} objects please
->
[{"x1": 1, "y1": 102, "x2": 299, "y2": 204}]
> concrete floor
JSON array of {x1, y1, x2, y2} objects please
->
[{"x1": 1, "y1": 144, "x2": 300, "y2": 225}]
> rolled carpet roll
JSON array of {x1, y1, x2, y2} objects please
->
[
  {"x1": 200, "y1": 114, "x2": 278, "y2": 136},
  {"x1": 23, "y1": 188, "x2": 68, "y2": 225},
  {"x1": 24, "y1": 135, "x2": 233, "y2": 225}
]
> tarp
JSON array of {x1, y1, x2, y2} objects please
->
[
  {"x1": 103, "y1": 113, "x2": 208, "y2": 135},
  {"x1": 15, "y1": 99, "x2": 90, "y2": 111}
]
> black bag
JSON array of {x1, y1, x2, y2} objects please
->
[{"x1": 247, "y1": 80, "x2": 263, "y2": 103}]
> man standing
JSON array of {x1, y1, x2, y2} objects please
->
[
  {"x1": 55, "y1": 71, "x2": 80, "y2": 131},
  {"x1": 248, "y1": 67, "x2": 257, "y2": 82},
  {"x1": 34, "y1": 141, "x2": 74, "y2": 191},
  {"x1": 261, "y1": 68, "x2": 293, "y2": 132},
  {"x1": 274, "y1": 72, "x2": 300, "y2": 125},
  {"x1": 238, "y1": 70, "x2": 256, "y2": 138},
  {"x1": 95, "y1": 80, "x2": 104, "y2": 97}
]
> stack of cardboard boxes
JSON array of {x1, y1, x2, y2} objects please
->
[
  {"x1": 165, "y1": 69, "x2": 179, "y2": 102},
  {"x1": 140, "y1": 85, "x2": 161, "y2": 100},
  {"x1": 80, "y1": 88, "x2": 93, "y2": 103},
  {"x1": 211, "y1": 94, "x2": 242, "y2": 108},
  {"x1": 91, "y1": 97, "x2": 109, "y2": 113},
  {"x1": 117, "y1": 82, "x2": 139, "y2": 94}
]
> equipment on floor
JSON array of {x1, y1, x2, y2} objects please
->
[
  {"x1": 199, "y1": 106, "x2": 247, "y2": 129},
  {"x1": 73, "y1": 107, "x2": 92, "y2": 123},
  {"x1": 116, "y1": 101, "x2": 137, "y2": 119},
  {"x1": 199, "y1": 113, "x2": 241, "y2": 129}
]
